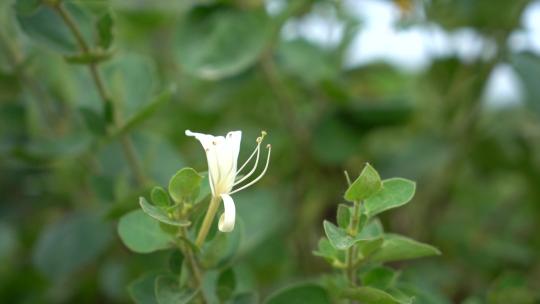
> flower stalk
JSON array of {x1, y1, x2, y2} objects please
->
[{"x1": 195, "y1": 195, "x2": 221, "y2": 247}]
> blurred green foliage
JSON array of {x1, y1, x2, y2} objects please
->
[{"x1": 1, "y1": 0, "x2": 540, "y2": 302}]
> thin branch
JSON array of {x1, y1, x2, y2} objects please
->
[{"x1": 53, "y1": 3, "x2": 147, "y2": 186}]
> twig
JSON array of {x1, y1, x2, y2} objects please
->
[{"x1": 53, "y1": 2, "x2": 147, "y2": 186}]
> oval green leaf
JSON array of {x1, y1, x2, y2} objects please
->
[
  {"x1": 364, "y1": 178, "x2": 416, "y2": 217},
  {"x1": 168, "y1": 167, "x2": 203, "y2": 204},
  {"x1": 118, "y1": 210, "x2": 174, "y2": 253}
]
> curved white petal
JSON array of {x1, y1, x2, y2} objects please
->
[
  {"x1": 220, "y1": 131, "x2": 241, "y2": 191},
  {"x1": 185, "y1": 130, "x2": 222, "y2": 195},
  {"x1": 218, "y1": 194, "x2": 236, "y2": 232}
]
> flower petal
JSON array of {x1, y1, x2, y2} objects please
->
[
  {"x1": 218, "y1": 194, "x2": 236, "y2": 232},
  {"x1": 185, "y1": 130, "x2": 222, "y2": 196}
]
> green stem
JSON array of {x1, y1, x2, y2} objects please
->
[
  {"x1": 344, "y1": 171, "x2": 360, "y2": 288},
  {"x1": 178, "y1": 228, "x2": 206, "y2": 303},
  {"x1": 195, "y1": 195, "x2": 221, "y2": 247},
  {"x1": 53, "y1": 3, "x2": 147, "y2": 186},
  {"x1": 346, "y1": 200, "x2": 361, "y2": 287}
]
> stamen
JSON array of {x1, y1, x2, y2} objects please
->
[
  {"x1": 237, "y1": 140, "x2": 260, "y2": 174},
  {"x1": 236, "y1": 131, "x2": 267, "y2": 174},
  {"x1": 234, "y1": 143, "x2": 261, "y2": 186},
  {"x1": 230, "y1": 144, "x2": 271, "y2": 195}
]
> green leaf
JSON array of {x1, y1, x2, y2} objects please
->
[
  {"x1": 364, "y1": 178, "x2": 416, "y2": 217},
  {"x1": 313, "y1": 238, "x2": 345, "y2": 267},
  {"x1": 168, "y1": 250, "x2": 184, "y2": 275},
  {"x1": 277, "y1": 39, "x2": 338, "y2": 85},
  {"x1": 217, "y1": 268, "x2": 236, "y2": 301},
  {"x1": 323, "y1": 220, "x2": 380, "y2": 251},
  {"x1": 200, "y1": 220, "x2": 243, "y2": 269},
  {"x1": 313, "y1": 238, "x2": 339, "y2": 260},
  {"x1": 175, "y1": 7, "x2": 271, "y2": 80},
  {"x1": 344, "y1": 163, "x2": 382, "y2": 202},
  {"x1": 341, "y1": 286, "x2": 411, "y2": 304},
  {"x1": 265, "y1": 283, "x2": 330, "y2": 304},
  {"x1": 151, "y1": 186, "x2": 171, "y2": 207},
  {"x1": 357, "y1": 237, "x2": 384, "y2": 260},
  {"x1": 79, "y1": 107, "x2": 106, "y2": 136},
  {"x1": 336, "y1": 204, "x2": 351, "y2": 229},
  {"x1": 139, "y1": 197, "x2": 191, "y2": 227},
  {"x1": 358, "y1": 218, "x2": 384, "y2": 238},
  {"x1": 96, "y1": 12, "x2": 113, "y2": 49},
  {"x1": 110, "y1": 88, "x2": 174, "y2": 140},
  {"x1": 371, "y1": 234, "x2": 441, "y2": 263},
  {"x1": 16, "y1": 3, "x2": 93, "y2": 52},
  {"x1": 231, "y1": 292, "x2": 258, "y2": 304},
  {"x1": 14, "y1": 0, "x2": 41, "y2": 15},
  {"x1": 32, "y1": 212, "x2": 112, "y2": 281},
  {"x1": 168, "y1": 167, "x2": 203, "y2": 204},
  {"x1": 361, "y1": 266, "x2": 398, "y2": 290},
  {"x1": 155, "y1": 275, "x2": 198, "y2": 304},
  {"x1": 118, "y1": 210, "x2": 174, "y2": 253},
  {"x1": 129, "y1": 272, "x2": 162, "y2": 304}
]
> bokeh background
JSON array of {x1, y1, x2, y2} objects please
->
[{"x1": 2, "y1": 0, "x2": 540, "y2": 302}]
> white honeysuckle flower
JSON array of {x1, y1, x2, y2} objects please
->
[{"x1": 185, "y1": 130, "x2": 271, "y2": 232}]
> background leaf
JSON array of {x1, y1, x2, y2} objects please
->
[
  {"x1": 265, "y1": 283, "x2": 330, "y2": 304},
  {"x1": 32, "y1": 212, "x2": 113, "y2": 281}
]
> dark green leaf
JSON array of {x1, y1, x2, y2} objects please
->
[
  {"x1": 14, "y1": 0, "x2": 41, "y2": 15},
  {"x1": 155, "y1": 275, "x2": 198, "y2": 304},
  {"x1": 265, "y1": 283, "x2": 330, "y2": 304},
  {"x1": 231, "y1": 292, "x2": 258, "y2": 304},
  {"x1": 340, "y1": 286, "x2": 411, "y2": 304},
  {"x1": 129, "y1": 272, "x2": 162, "y2": 304},
  {"x1": 16, "y1": 3, "x2": 93, "y2": 52},
  {"x1": 175, "y1": 8, "x2": 271, "y2": 80},
  {"x1": 168, "y1": 250, "x2": 184, "y2": 275},
  {"x1": 168, "y1": 167, "x2": 203, "y2": 203},
  {"x1": 118, "y1": 210, "x2": 174, "y2": 253},
  {"x1": 32, "y1": 212, "x2": 112, "y2": 281},
  {"x1": 139, "y1": 197, "x2": 191, "y2": 227},
  {"x1": 79, "y1": 107, "x2": 106, "y2": 136},
  {"x1": 364, "y1": 178, "x2": 416, "y2": 217},
  {"x1": 371, "y1": 234, "x2": 441, "y2": 263},
  {"x1": 344, "y1": 163, "x2": 382, "y2": 202},
  {"x1": 217, "y1": 268, "x2": 236, "y2": 301},
  {"x1": 97, "y1": 12, "x2": 113, "y2": 49},
  {"x1": 200, "y1": 220, "x2": 243, "y2": 269}
]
